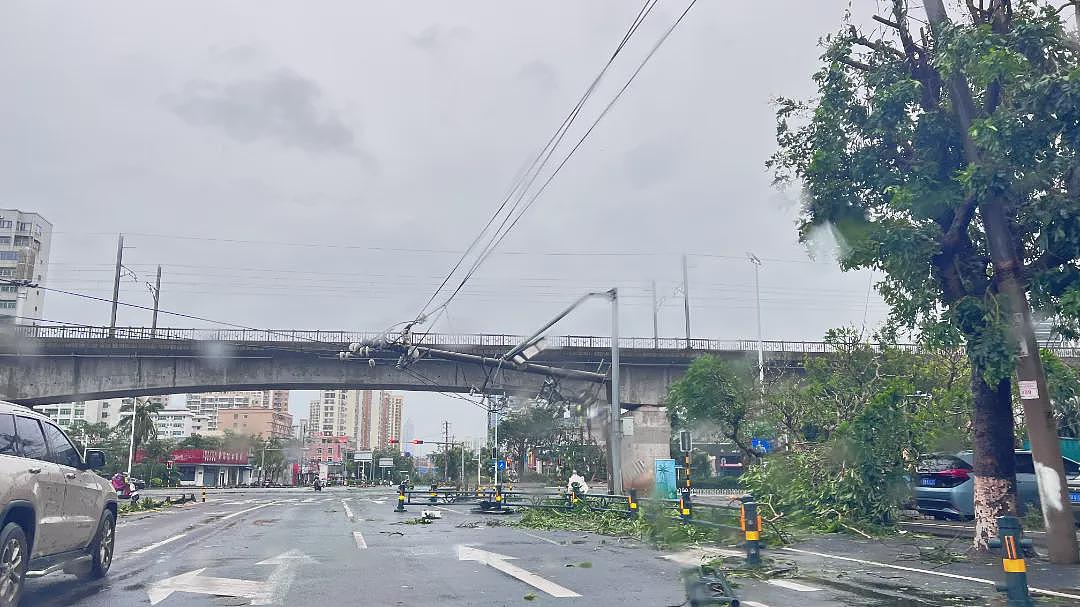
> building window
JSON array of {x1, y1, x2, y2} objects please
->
[
  {"x1": 101, "y1": 412, "x2": 109, "y2": 418},
  {"x1": 0, "y1": 269, "x2": 14, "y2": 277},
  {"x1": 0, "y1": 301, "x2": 16, "y2": 309},
  {"x1": 0, "y1": 286, "x2": 16, "y2": 293},
  {"x1": 0, "y1": 220, "x2": 10, "y2": 228},
  {"x1": 16, "y1": 222, "x2": 30, "y2": 232},
  {"x1": 0, "y1": 251, "x2": 18, "y2": 261}
]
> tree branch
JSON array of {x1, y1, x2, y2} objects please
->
[{"x1": 836, "y1": 56, "x2": 872, "y2": 71}]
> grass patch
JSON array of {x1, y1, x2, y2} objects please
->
[{"x1": 514, "y1": 504, "x2": 732, "y2": 549}]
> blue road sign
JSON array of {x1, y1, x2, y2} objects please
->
[
  {"x1": 497, "y1": 460, "x2": 507, "y2": 471},
  {"x1": 751, "y1": 438, "x2": 772, "y2": 454}
]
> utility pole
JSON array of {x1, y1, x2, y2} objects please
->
[
  {"x1": 442, "y1": 420, "x2": 451, "y2": 483},
  {"x1": 651, "y1": 280, "x2": 659, "y2": 348},
  {"x1": 681, "y1": 254, "x2": 691, "y2": 349},
  {"x1": 923, "y1": 0, "x2": 1079, "y2": 564},
  {"x1": 458, "y1": 437, "x2": 465, "y2": 488},
  {"x1": 476, "y1": 438, "x2": 482, "y2": 489},
  {"x1": 609, "y1": 288, "x2": 623, "y2": 495},
  {"x1": 151, "y1": 265, "x2": 161, "y2": 337},
  {"x1": 747, "y1": 253, "x2": 764, "y2": 390},
  {"x1": 109, "y1": 234, "x2": 124, "y2": 338}
]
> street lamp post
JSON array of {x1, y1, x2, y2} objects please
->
[{"x1": 747, "y1": 253, "x2": 764, "y2": 390}]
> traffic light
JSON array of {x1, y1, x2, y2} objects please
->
[
  {"x1": 389, "y1": 438, "x2": 399, "y2": 444},
  {"x1": 411, "y1": 439, "x2": 424, "y2": 445}
]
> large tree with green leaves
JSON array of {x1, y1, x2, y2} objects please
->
[
  {"x1": 667, "y1": 355, "x2": 759, "y2": 458},
  {"x1": 116, "y1": 397, "x2": 165, "y2": 452},
  {"x1": 769, "y1": 0, "x2": 1080, "y2": 557}
]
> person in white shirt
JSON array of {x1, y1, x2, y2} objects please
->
[{"x1": 567, "y1": 470, "x2": 589, "y2": 496}]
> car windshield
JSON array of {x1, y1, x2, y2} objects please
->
[{"x1": 5, "y1": 3, "x2": 1080, "y2": 607}]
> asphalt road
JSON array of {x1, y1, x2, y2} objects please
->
[{"x1": 18, "y1": 487, "x2": 1080, "y2": 607}]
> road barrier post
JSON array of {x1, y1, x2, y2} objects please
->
[
  {"x1": 492, "y1": 484, "x2": 505, "y2": 513},
  {"x1": 679, "y1": 489, "x2": 692, "y2": 522},
  {"x1": 201, "y1": 489, "x2": 206, "y2": 503},
  {"x1": 989, "y1": 516, "x2": 1034, "y2": 607},
  {"x1": 429, "y1": 483, "x2": 438, "y2": 504},
  {"x1": 627, "y1": 489, "x2": 639, "y2": 517},
  {"x1": 395, "y1": 483, "x2": 407, "y2": 513},
  {"x1": 740, "y1": 498, "x2": 762, "y2": 566}
]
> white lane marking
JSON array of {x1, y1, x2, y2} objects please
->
[
  {"x1": 457, "y1": 545, "x2": 580, "y2": 598},
  {"x1": 148, "y1": 568, "x2": 267, "y2": 605},
  {"x1": 342, "y1": 500, "x2": 354, "y2": 521},
  {"x1": 220, "y1": 501, "x2": 277, "y2": 521},
  {"x1": 741, "y1": 602, "x2": 771, "y2": 607},
  {"x1": 133, "y1": 501, "x2": 277, "y2": 554},
  {"x1": 353, "y1": 531, "x2": 368, "y2": 550},
  {"x1": 132, "y1": 533, "x2": 188, "y2": 555},
  {"x1": 518, "y1": 530, "x2": 561, "y2": 546},
  {"x1": 302, "y1": 498, "x2": 316, "y2": 503},
  {"x1": 766, "y1": 579, "x2": 820, "y2": 592},
  {"x1": 781, "y1": 547, "x2": 1080, "y2": 601},
  {"x1": 433, "y1": 505, "x2": 467, "y2": 515}
]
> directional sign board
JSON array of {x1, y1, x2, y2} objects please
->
[
  {"x1": 751, "y1": 438, "x2": 772, "y2": 454},
  {"x1": 497, "y1": 460, "x2": 507, "y2": 471},
  {"x1": 378, "y1": 457, "x2": 394, "y2": 468},
  {"x1": 354, "y1": 451, "x2": 373, "y2": 462}
]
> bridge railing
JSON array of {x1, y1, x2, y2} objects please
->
[{"x1": 10, "y1": 324, "x2": 1080, "y2": 357}]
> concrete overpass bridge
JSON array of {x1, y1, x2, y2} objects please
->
[{"x1": 2, "y1": 325, "x2": 1079, "y2": 407}]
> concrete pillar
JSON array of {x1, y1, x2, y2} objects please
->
[{"x1": 618, "y1": 405, "x2": 671, "y2": 494}]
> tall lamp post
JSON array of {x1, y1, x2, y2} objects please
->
[{"x1": 746, "y1": 253, "x2": 764, "y2": 390}]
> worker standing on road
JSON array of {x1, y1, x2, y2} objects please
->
[{"x1": 567, "y1": 470, "x2": 589, "y2": 496}]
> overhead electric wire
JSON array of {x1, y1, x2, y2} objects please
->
[
  {"x1": 427, "y1": 0, "x2": 699, "y2": 319},
  {"x1": 414, "y1": 0, "x2": 662, "y2": 323}
]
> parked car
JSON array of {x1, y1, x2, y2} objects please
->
[
  {"x1": 914, "y1": 450, "x2": 1080, "y2": 521},
  {"x1": 0, "y1": 401, "x2": 118, "y2": 607}
]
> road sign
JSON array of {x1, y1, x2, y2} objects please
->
[
  {"x1": 378, "y1": 457, "x2": 394, "y2": 468},
  {"x1": 496, "y1": 460, "x2": 507, "y2": 471},
  {"x1": 751, "y1": 438, "x2": 772, "y2": 454},
  {"x1": 355, "y1": 451, "x2": 373, "y2": 462},
  {"x1": 165, "y1": 461, "x2": 173, "y2": 470}
]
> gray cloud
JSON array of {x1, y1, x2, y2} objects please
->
[
  {"x1": 410, "y1": 25, "x2": 471, "y2": 52},
  {"x1": 165, "y1": 68, "x2": 362, "y2": 156},
  {"x1": 623, "y1": 135, "x2": 686, "y2": 188},
  {"x1": 517, "y1": 61, "x2": 559, "y2": 92}
]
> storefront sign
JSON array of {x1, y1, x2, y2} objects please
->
[{"x1": 171, "y1": 449, "x2": 249, "y2": 465}]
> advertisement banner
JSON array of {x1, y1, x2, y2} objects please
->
[{"x1": 170, "y1": 449, "x2": 249, "y2": 465}]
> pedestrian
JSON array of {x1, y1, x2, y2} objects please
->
[{"x1": 567, "y1": 469, "x2": 589, "y2": 496}]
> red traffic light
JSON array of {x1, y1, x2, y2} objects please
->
[
  {"x1": 388, "y1": 438, "x2": 399, "y2": 444},
  {"x1": 411, "y1": 439, "x2": 424, "y2": 444}
]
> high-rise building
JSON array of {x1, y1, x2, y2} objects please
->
[
  {"x1": 357, "y1": 390, "x2": 405, "y2": 451},
  {"x1": 185, "y1": 390, "x2": 288, "y2": 435},
  {"x1": 0, "y1": 209, "x2": 51, "y2": 325},
  {"x1": 216, "y1": 407, "x2": 293, "y2": 439},
  {"x1": 150, "y1": 408, "x2": 198, "y2": 439},
  {"x1": 309, "y1": 390, "x2": 360, "y2": 443},
  {"x1": 294, "y1": 418, "x2": 309, "y2": 441}
]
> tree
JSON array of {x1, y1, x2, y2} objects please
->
[
  {"x1": 116, "y1": 397, "x2": 165, "y2": 453},
  {"x1": 67, "y1": 421, "x2": 113, "y2": 450},
  {"x1": 1043, "y1": 349, "x2": 1080, "y2": 438},
  {"x1": 666, "y1": 356, "x2": 758, "y2": 458},
  {"x1": 178, "y1": 434, "x2": 223, "y2": 450},
  {"x1": 768, "y1": 1, "x2": 1080, "y2": 556}
]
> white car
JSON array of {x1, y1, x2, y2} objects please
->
[{"x1": 0, "y1": 401, "x2": 118, "y2": 607}]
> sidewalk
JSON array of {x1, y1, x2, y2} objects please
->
[{"x1": 694, "y1": 531, "x2": 1080, "y2": 606}]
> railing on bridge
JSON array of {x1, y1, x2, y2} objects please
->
[{"x1": 10, "y1": 324, "x2": 1080, "y2": 357}]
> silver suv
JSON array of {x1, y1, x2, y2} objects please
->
[{"x1": 0, "y1": 401, "x2": 117, "y2": 607}]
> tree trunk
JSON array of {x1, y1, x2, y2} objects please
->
[{"x1": 970, "y1": 367, "x2": 1018, "y2": 550}]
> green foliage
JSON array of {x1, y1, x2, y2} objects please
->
[
  {"x1": 1042, "y1": 349, "x2": 1080, "y2": 437},
  {"x1": 768, "y1": 2, "x2": 1080, "y2": 380},
  {"x1": 496, "y1": 401, "x2": 606, "y2": 482},
  {"x1": 667, "y1": 356, "x2": 757, "y2": 457},
  {"x1": 746, "y1": 379, "x2": 919, "y2": 529}
]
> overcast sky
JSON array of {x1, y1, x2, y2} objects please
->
[{"x1": 2, "y1": 1, "x2": 904, "y2": 441}]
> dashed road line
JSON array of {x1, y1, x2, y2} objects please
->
[
  {"x1": 433, "y1": 505, "x2": 468, "y2": 515},
  {"x1": 518, "y1": 530, "x2": 562, "y2": 546},
  {"x1": 132, "y1": 533, "x2": 189, "y2": 555},
  {"x1": 353, "y1": 531, "x2": 367, "y2": 550},
  {"x1": 342, "y1": 500, "x2": 354, "y2": 521},
  {"x1": 220, "y1": 501, "x2": 278, "y2": 521}
]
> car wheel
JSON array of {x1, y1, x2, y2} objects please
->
[
  {"x1": 0, "y1": 523, "x2": 29, "y2": 607},
  {"x1": 77, "y1": 511, "x2": 115, "y2": 581}
]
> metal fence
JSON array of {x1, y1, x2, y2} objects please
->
[{"x1": 12, "y1": 324, "x2": 1080, "y2": 357}]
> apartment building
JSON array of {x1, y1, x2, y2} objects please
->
[
  {"x1": 0, "y1": 209, "x2": 51, "y2": 325},
  {"x1": 217, "y1": 407, "x2": 293, "y2": 439},
  {"x1": 185, "y1": 390, "x2": 290, "y2": 435}
]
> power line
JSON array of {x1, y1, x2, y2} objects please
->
[
  {"x1": 428, "y1": 0, "x2": 700, "y2": 318},
  {"x1": 415, "y1": 0, "x2": 661, "y2": 322}
]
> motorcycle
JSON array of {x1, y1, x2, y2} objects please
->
[{"x1": 313, "y1": 479, "x2": 323, "y2": 492}]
